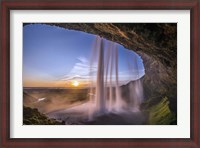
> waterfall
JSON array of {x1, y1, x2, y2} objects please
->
[
  {"x1": 96, "y1": 38, "x2": 106, "y2": 114},
  {"x1": 126, "y1": 49, "x2": 144, "y2": 112},
  {"x1": 87, "y1": 36, "x2": 144, "y2": 120}
]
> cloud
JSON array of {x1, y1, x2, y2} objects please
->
[
  {"x1": 60, "y1": 57, "x2": 97, "y2": 81},
  {"x1": 77, "y1": 57, "x2": 89, "y2": 64}
]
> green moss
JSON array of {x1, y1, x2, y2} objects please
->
[
  {"x1": 148, "y1": 97, "x2": 176, "y2": 125},
  {"x1": 23, "y1": 106, "x2": 65, "y2": 125}
]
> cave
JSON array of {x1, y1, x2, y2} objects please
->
[{"x1": 23, "y1": 23, "x2": 177, "y2": 125}]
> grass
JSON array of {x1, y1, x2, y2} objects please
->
[{"x1": 148, "y1": 97, "x2": 176, "y2": 125}]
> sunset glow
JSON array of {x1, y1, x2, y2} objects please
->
[{"x1": 71, "y1": 80, "x2": 80, "y2": 87}]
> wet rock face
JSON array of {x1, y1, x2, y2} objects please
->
[{"x1": 139, "y1": 52, "x2": 177, "y2": 113}]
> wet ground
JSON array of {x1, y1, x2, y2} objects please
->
[{"x1": 47, "y1": 102, "x2": 148, "y2": 125}]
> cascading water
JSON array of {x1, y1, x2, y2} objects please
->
[
  {"x1": 95, "y1": 38, "x2": 106, "y2": 114},
  {"x1": 88, "y1": 36, "x2": 144, "y2": 119},
  {"x1": 126, "y1": 50, "x2": 144, "y2": 112}
]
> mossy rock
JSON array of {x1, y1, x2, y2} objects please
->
[
  {"x1": 147, "y1": 97, "x2": 176, "y2": 125},
  {"x1": 23, "y1": 106, "x2": 65, "y2": 125}
]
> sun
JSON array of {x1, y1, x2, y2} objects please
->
[{"x1": 71, "y1": 80, "x2": 80, "y2": 87}]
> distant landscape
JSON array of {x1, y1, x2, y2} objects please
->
[
  {"x1": 24, "y1": 87, "x2": 88, "y2": 113},
  {"x1": 23, "y1": 87, "x2": 89, "y2": 125}
]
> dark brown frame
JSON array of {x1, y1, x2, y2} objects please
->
[{"x1": 0, "y1": 0, "x2": 199, "y2": 147}]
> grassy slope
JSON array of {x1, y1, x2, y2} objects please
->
[{"x1": 142, "y1": 97, "x2": 176, "y2": 125}]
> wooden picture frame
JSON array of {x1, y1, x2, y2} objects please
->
[{"x1": 1, "y1": 0, "x2": 199, "y2": 147}]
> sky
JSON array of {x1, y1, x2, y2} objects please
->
[{"x1": 23, "y1": 24, "x2": 145, "y2": 88}]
